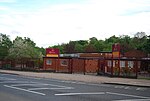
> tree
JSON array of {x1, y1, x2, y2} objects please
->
[
  {"x1": 143, "y1": 35, "x2": 150, "y2": 54},
  {"x1": 63, "y1": 41, "x2": 77, "y2": 53},
  {"x1": 85, "y1": 44, "x2": 96, "y2": 52},
  {"x1": 0, "y1": 33, "x2": 12, "y2": 59},
  {"x1": 132, "y1": 32, "x2": 147, "y2": 51},
  {"x1": 89, "y1": 37, "x2": 98, "y2": 44},
  {"x1": 94, "y1": 40, "x2": 105, "y2": 52},
  {"x1": 134, "y1": 32, "x2": 146, "y2": 39},
  {"x1": 75, "y1": 42, "x2": 84, "y2": 52},
  {"x1": 8, "y1": 37, "x2": 43, "y2": 59},
  {"x1": 119, "y1": 35, "x2": 133, "y2": 54},
  {"x1": 104, "y1": 35, "x2": 120, "y2": 51}
]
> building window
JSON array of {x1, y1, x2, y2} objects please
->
[
  {"x1": 46, "y1": 59, "x2": 52, "y2": 65},
  {"x1": 108, "y1": 61, "x2": 112, "y2": 67},
  {"x1": 120, "y1": 61, "x2": 125, "y2": 67},
  {"x1": 61, "y1": 60, "x2": 68, "y2": 66},
  {"x1": 138, "y1": 61, "x2": 141, "y2": 69},
  {"x1": 128, "y1": 61, "x2": 133, "y2": 68},
  {"x1": 113, "y1": 61, "x2": 116, "y2": 67}
]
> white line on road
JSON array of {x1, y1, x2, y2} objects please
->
[
  {"x1": 4, "y1": 85, "x2": 46, "y2": 96},
  {"x1": 124, "y1": 87, "x2": 130, "y2": 89},
  {"x1": 11, "y1": 83, "x2": 50, "y2": 86},
  {"x1": 0, "y1": 74, "x2": 11, "y2": 76},
  {"x1": 115, "y1": 86, "x2": 125, "y2": 89},
  {"x1": 0, "y1": 81, "x2": 37, "y2": 84},
  {"x1": 113, "y1": 98, "x2": 150, "y2": 101},
  {"x1": 60, "y1": 80, "x2": 110, "y2": 87},
  {"x1": 55, "y1": 92, "x2": 105, "y2": 96},
  {"x1": 11, "y1": 83, "x2": 72, "y2": 88},
  {"x1": 28, "y1": 87, "x2": 74, "y2": 91},
  {"x1": 136, "y1": 88, "x2": 146, "y2": 91},
  {"x1": 106, "y1": 92, "x2": 150, "y2": 99},
  {"x1": 0, "y1": 77, "x2": 16, "y2": 80}
]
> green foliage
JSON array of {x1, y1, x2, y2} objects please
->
[
  {"x1": 0, "y1": 33, "x2": 12, "y2": 59},
  {"x1": 143, "y1": 35, "x2": 150, "y2": 54},
  {"x1": 49, "y1": 32, "x2": 149, "y2": 55},
  {"x1": 7, "y1": 37, "x2": 43, "y2": 59},
  {"x1": 0, "y1": 32, "x2": 149, "y2": 60}
]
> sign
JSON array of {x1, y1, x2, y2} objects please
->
[
  {"x1": 46, "y1": 48, "x2": 60, "y2": 57},
  {"x1": 112, "y1": 43, "x2": 120, "y2": 58},
  {"x1": 112, "y1": 43, "x2": 120, "y2": 52}
]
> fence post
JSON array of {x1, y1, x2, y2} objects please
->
[
  {"x1": 84, "y1": 59, "x2": 86, "y2": 75},
  {"x1": 135, "y1": 60, "x2": 138, "y2": 79}
]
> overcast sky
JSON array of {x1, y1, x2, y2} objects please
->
[{"x1": 0, "y1": 0, "x2": 150, "y2": 47}]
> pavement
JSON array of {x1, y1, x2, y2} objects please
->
[{"x1": 0, "y1": 69, "x2": 150, "y2": 88}]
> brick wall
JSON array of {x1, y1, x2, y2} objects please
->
[
  {"x1": 85, "y1": 59, "x2": 98, "y2": 73},
  {"x1": 72, "y1": 58, "x2": 84, "y2": 73}
]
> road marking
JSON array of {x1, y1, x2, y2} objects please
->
[
  {"x1": 11, "y1": 83, "x2": 50, "y2": 86},
  {"x1": 0, "y1": 77, "x2": 16, "y2": 80},
  {"x1": 28, "y1": 87, "x2": 74, "y2": 90},
  {"x1": 0, "y1": 74, "x2": 11, "y2": 76},
  {"x1": 113, "y1": 98, "x2": 150, "y2": 101},
  {"x1": 11, "y1": 83, "x2": 71, "y2": 88},
  {"x1": 136, "y1": 88, "x2": 146, "y2": 91},
  {"x1": 55, "y1": 92, "x2": 105, "y2": 96},
  {"x1": 61, "y1": 80, "x2": 110, "y2": 87},
  {"x1": 106, "y1": 92, "x2": 150, "y2": 99},
  {"x1": 0, "y1": 81, "x2": 37, "y2": 84},
  {"x1": 4, "y1": 85, "x2": 46, "y2": 96},
  {"x1": 124, "y1": 87, "x2": 130, "y2": 89},
  {"x1": 24, "y1": 76, "x2": 42, "y2": 80},
  {"x1": 115, "y1": 86, "x2": 124, "y2": 89},
  {"x1": 87, "y1": 83, "x2": 111, "y2": 87}
]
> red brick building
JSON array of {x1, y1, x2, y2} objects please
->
[{"x1": 43, "y1": 47, "x2": 149, "y2": 78}]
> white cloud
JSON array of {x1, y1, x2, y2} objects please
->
[
  {"x1": 0, "y1": 6, "x2": 9, "y2": 10},
  {"x1": 0, "y1": 0, "x2": 150, "y2": 47},
  {"x1": 0, "y1": 0, "x2": 16, "y2": 3}
]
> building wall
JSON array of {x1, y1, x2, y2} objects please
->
[
  {"x1": 85, "y1": 59, "x2": 98, "y2": 73},
  {"x1": 43, "y1": 58, "x2": 56, "y2": 71},
  {"x1": 43, "y1": 57, "x2": 142, "y2": 78},
  {"x1": 72, "y1": 58, "x2": 84, "y2": 73},
  {"x1": 57, "y1": 59, "x2": 70, "y2": 72}
]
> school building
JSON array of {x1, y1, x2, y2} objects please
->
[{"x1": 43, "y1": 44, "x2": 150, "y2": 78}]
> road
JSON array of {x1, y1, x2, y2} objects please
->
[{"x1": 0, "y1": 73, "x2": 150, "y2": 101}]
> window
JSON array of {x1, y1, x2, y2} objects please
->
[
  {"x1": 107, "y1": 60, "x2": 112, "y2": 67},
  {"x1": 113, "y1": 61, "x2": 116, "y2": 67},
  {"x1": 128, "y1": 61, "x2": 133, "y2": 68},
  {"x1": 120, "y1": 61, "x2": 125, "y2": 67},
  {"x1": 138, "y1": 61, "x2": 141, "y2": 68},
  {"x1": 61, "y1": 60, "x2": 68, "y2": 66},
  {"x1": 46, "y1": 59, "x2": 52, "y2": 65}
]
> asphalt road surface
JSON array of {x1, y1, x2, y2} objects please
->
[{"x1": 0, "y1": 73, "x2": 150, "y2": 101}]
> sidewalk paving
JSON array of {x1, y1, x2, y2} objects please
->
[{"x1": 0, "y1": 69, "x2": 150, "y2": 88}]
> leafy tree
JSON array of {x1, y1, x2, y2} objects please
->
[
  {"x1": 75, "y1": 42, "x2": 85, "y2": 52},
  {"x1": 134, "y1": 32, "x2": 146, "y2": 39},
  {"x1": 63, "y1": 41, "x2": 77, "y2": 53},
  {"x1": 132, "y1": 32, "x2": 147, "y2": 51},
  {"x1": 85, "y1": 44, "x2": 96, "y2": 52},
  {"x1": 119, "y1": 35, "x2": 133, "y2": 54},
  {"x1": 89, "y1": 37, "x2": 98, "y2": 44},
  {"x1": 142, "y1": 35, "x2": 150, "y2": 54},
  {"x1": 77, "y1": 40, "x2": 88, "y2": 46},
  {"x1": 104, "y1": 35, "x2": 120, "y2": 51},
  {"x1": 48, "y1": 32, "x2": 149, "y2": 55},
  {"x1": 8, "y1": 37, "x2": 43, "y2": 59},
  {"x1": 0, "y1": 33, "x2": 12, "y2": 59}
]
